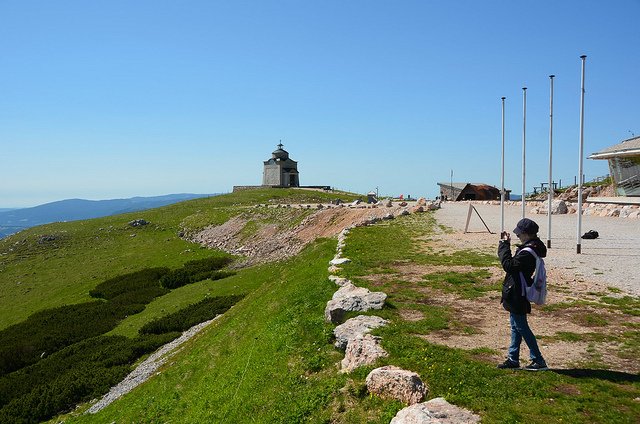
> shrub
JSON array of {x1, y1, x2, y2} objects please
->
[
  {"x1": 140, "y1": 295, "x2": 244, "y2": 334},
  {"x1": 0, "y1": 267, "x2": 172, "y2": 376},
  {"x1": 0, "y1": 333, "x2": 179, "y2": 423},
  {"x1": 89, "y1": 267, "x2": 170, "y2": 300},
  {"x1": 160, "y1": 257, "x2": 234, "y2": 289}
]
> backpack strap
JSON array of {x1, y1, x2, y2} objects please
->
[
  {"x1": 518, "y1": 247, "x2": 539, "y2": 294},
  {"x1": 520, "y1": 247, "x2": 538, "y2": 260}
]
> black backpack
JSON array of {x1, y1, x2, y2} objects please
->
[{"x1": 581, "y1": 230, "x2": 599, "y2": 239}]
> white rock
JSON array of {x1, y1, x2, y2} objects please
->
[
  {"x1": 334, "y1": 315, "x2": 389, "y2": 350},
  {"x1": 324, "y1": 284, "x2": 387, "y2": 323},
  {"x1": 330, "y1": 257, "x2": 352, "y2": 266},
  {"x1": 340, "y1": 334, "x2": 387, "y2": 373},
  {"x1": 366, "y1": 365, "x2": 427, "y2": 405},
  {"x1": 390, "y1": 397, "x2": 480, "y2": 423}
]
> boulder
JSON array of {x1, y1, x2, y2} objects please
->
[
  {"x1": 411, "y1": 205, "x2": 425, "y2": 213},
  {"x1": 366, "y1": 365, "x2": 427, "y2": 405},
  {"x1": 390, "y1": 397, "x2": 480, "y2": 424},
  {"x1": 399, "y1": 201, "x2": 408, "y2": 207},
  {"x1": 416, "y1": 197, "x2": 427, "y2": 206},
  {"x1": 385, "y1": 199, "x2": 394, "y2": 207},
  {"x1": 324, "y1": 284, "x2": 387, "y2": 323},
  {"x1": 383, "y1": 213, "x2": 395, "y2": 220},
  {"x1": 334, "y1": 315, "x2": 389, "y2": 350},
  {"x1": 340, "y1": 334, "x2": 387, "y2": 373},
  {"x1": 538, "y1": 199, "x2": 568, "y2": 215},
  {"x1": 400, "y1": 209, "x2": 410, "y2": 216}
]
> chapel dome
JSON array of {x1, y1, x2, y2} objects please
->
[{"x1": 272, "y1": 143, "x2": 289, "y2": 159}]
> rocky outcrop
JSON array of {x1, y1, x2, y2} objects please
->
[
  {"x1": 365, "y1": 365, "x2": 427, "y2": 405},
  {"x1": 334, "y1": 315, "x2": 389, "y2": 350},
  {"x1": 340, "y1": 334, "x2": 388, "y2": 373},
  {"x1": 324, "y1": 283, "x2": 387, "y2": 323},
  {"x1": 390, "y1": 397, "x2": 480, "y2": 424}
]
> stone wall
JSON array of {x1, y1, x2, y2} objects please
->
[{"x1": 475, "y1": 199, "x2": 640, "y2": 219}]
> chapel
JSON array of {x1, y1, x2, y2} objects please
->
[{"x1": 262, "y1": 143, "x2": 300, "y2": 187}]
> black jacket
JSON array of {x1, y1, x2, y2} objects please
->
[{"x1": 498, "y1": 237, "x2": 547, "y2": 314}]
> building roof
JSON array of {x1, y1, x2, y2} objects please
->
[
  {"x1": 437, "y1": 182, "x2": 471, "y2": 190},
  {"x1": 437, "y1": 182, "x2": 500, "y2": 190},
  {"x1": 588, "y1": 136, "x2": 640, "y2": 160},
  {"x1": 271, "y1": 142, "x2": 290, "y2": 160}
]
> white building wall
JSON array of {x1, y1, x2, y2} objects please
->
[{"x1": 263, "y1": 164, "x2": 282, "y2": 185}]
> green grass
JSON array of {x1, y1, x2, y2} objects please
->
[
  {"x1": 333, "y1": 212, "x2": 640, "y2": 423},
  {"x1": 2, "y1": 189, "x2": 639, "y2": 423},
  {"x1": 0, "y1": 188, "x2": 359, "y2": 330},
  {"x1": 421, "y1": 269, "x2": 498, "y2": 299},
  {"x1": 66, "y1": 239, "x2": 370, "y2": 423}
]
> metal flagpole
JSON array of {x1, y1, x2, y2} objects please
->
[
  {"x1": 521, "y1": 87, "x2": 527, "y2": 219},
  {"x1": 577, "y1": 55, "x2": 587, "y2": 254},
  {"x1": 501, "y1": 97, "x2": 506, "y2": 233},
  {"x1": 547, "y1": 75, "x2": 555, "y2": 248},
  {"x1": 450, "y1": 169, "x2": 453, "y2": 200}
]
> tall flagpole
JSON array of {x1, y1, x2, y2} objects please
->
[
  {"x1": 577, "y1": 55, "x2": 587, "y2": 254},
  {"x1": 547, "y1": 75, "x2": 555, "y2": 248},
  {"x1": 501, "y1": 97, "x2": 506, "y2": 233},
  {"x1": 521, "y1": 87, "x2": 527, "y2": 219}
]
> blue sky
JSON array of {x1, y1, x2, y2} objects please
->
[{"x1": 1, "y1": 0, "x2": 638, "y2": 207}]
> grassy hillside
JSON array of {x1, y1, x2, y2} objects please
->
[
  {"x1": 2, "y1": 188, "x2": 637, "y2": 423},
  {"x1": 0, "y1": 188, "x2": 358, "y2": 330},
  {"x1": 69, "y1": 212, "x2": 637, "y2": 423}
]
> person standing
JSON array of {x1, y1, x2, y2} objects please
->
[{"x1": 497, "y1": 218, "x2": 548, "y2": 371}]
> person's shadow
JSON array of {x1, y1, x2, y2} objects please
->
[{"x1": 552, "y1": 368, "x2": 639, "y2": 383}]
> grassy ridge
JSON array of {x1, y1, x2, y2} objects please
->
[{"x1": 0, "y1": 188, "x2": 359, "y2": 330}]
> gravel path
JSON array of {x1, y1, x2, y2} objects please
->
[
  {"x1": 434, "y1": 202, "x2": 640, "y2": 296},
  {"x1": 86, "y1": 317, "x2": 219, "y2": 414}
]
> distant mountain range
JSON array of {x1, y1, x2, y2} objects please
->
[{"x1": 0, "y1": 193, "x2": 217, "y2": 239}]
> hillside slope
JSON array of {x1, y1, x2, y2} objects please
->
[
  {"x1": 0, "y1": 193, "x2": 216, "y2": 239},
  {"x1": 0, "y1": 188, "x2": 359, "y2": 331}
]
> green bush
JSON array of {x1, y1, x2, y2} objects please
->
[
  {"x1": 0, "y1": 267, "x2": 174, "y2": 377},
  {"x1": 89, "y1": 267, "x2": 170, "y2": 300},
  {"x1": 140, "y1": 295, "x2": 244, "y2": 334},
  {"x1": 0, "y1": 301, "x2": 128, "y2": 376},
  {"x1": 160, "y1": 257, "x2": 234, "y2": 289},
  {"x1": 0, "y1": 333, "x2": 179, "y2": 423},
  {"x1": 0, "y1": 262, "x2": 236, "y2": 421}
]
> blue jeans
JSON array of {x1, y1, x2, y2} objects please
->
[{"x1": 508, "y1": 313, "x2": 545, "y2": 365}]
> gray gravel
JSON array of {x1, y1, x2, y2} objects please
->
[
  {"x1": 86, "y1": 317, "x2": 219, "y2": 414},
  {"x1": 434, "y1": 202, "x2": 640, "y2": 296}
]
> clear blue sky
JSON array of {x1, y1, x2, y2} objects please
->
[{"x1": 1, "y1": 0, "x2": 638, "y2": 207}]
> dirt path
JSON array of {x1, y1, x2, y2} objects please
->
[{"x1": 414, "y1": 203, "x2": 640, "y2": 372}]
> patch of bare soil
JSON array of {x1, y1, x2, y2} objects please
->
[
  {"x1": 383, "y1": 251, "x2": 640, "y2": 374},
  {"x1": 190, "y1": 205, "x2": 406, "y2": 266}
]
